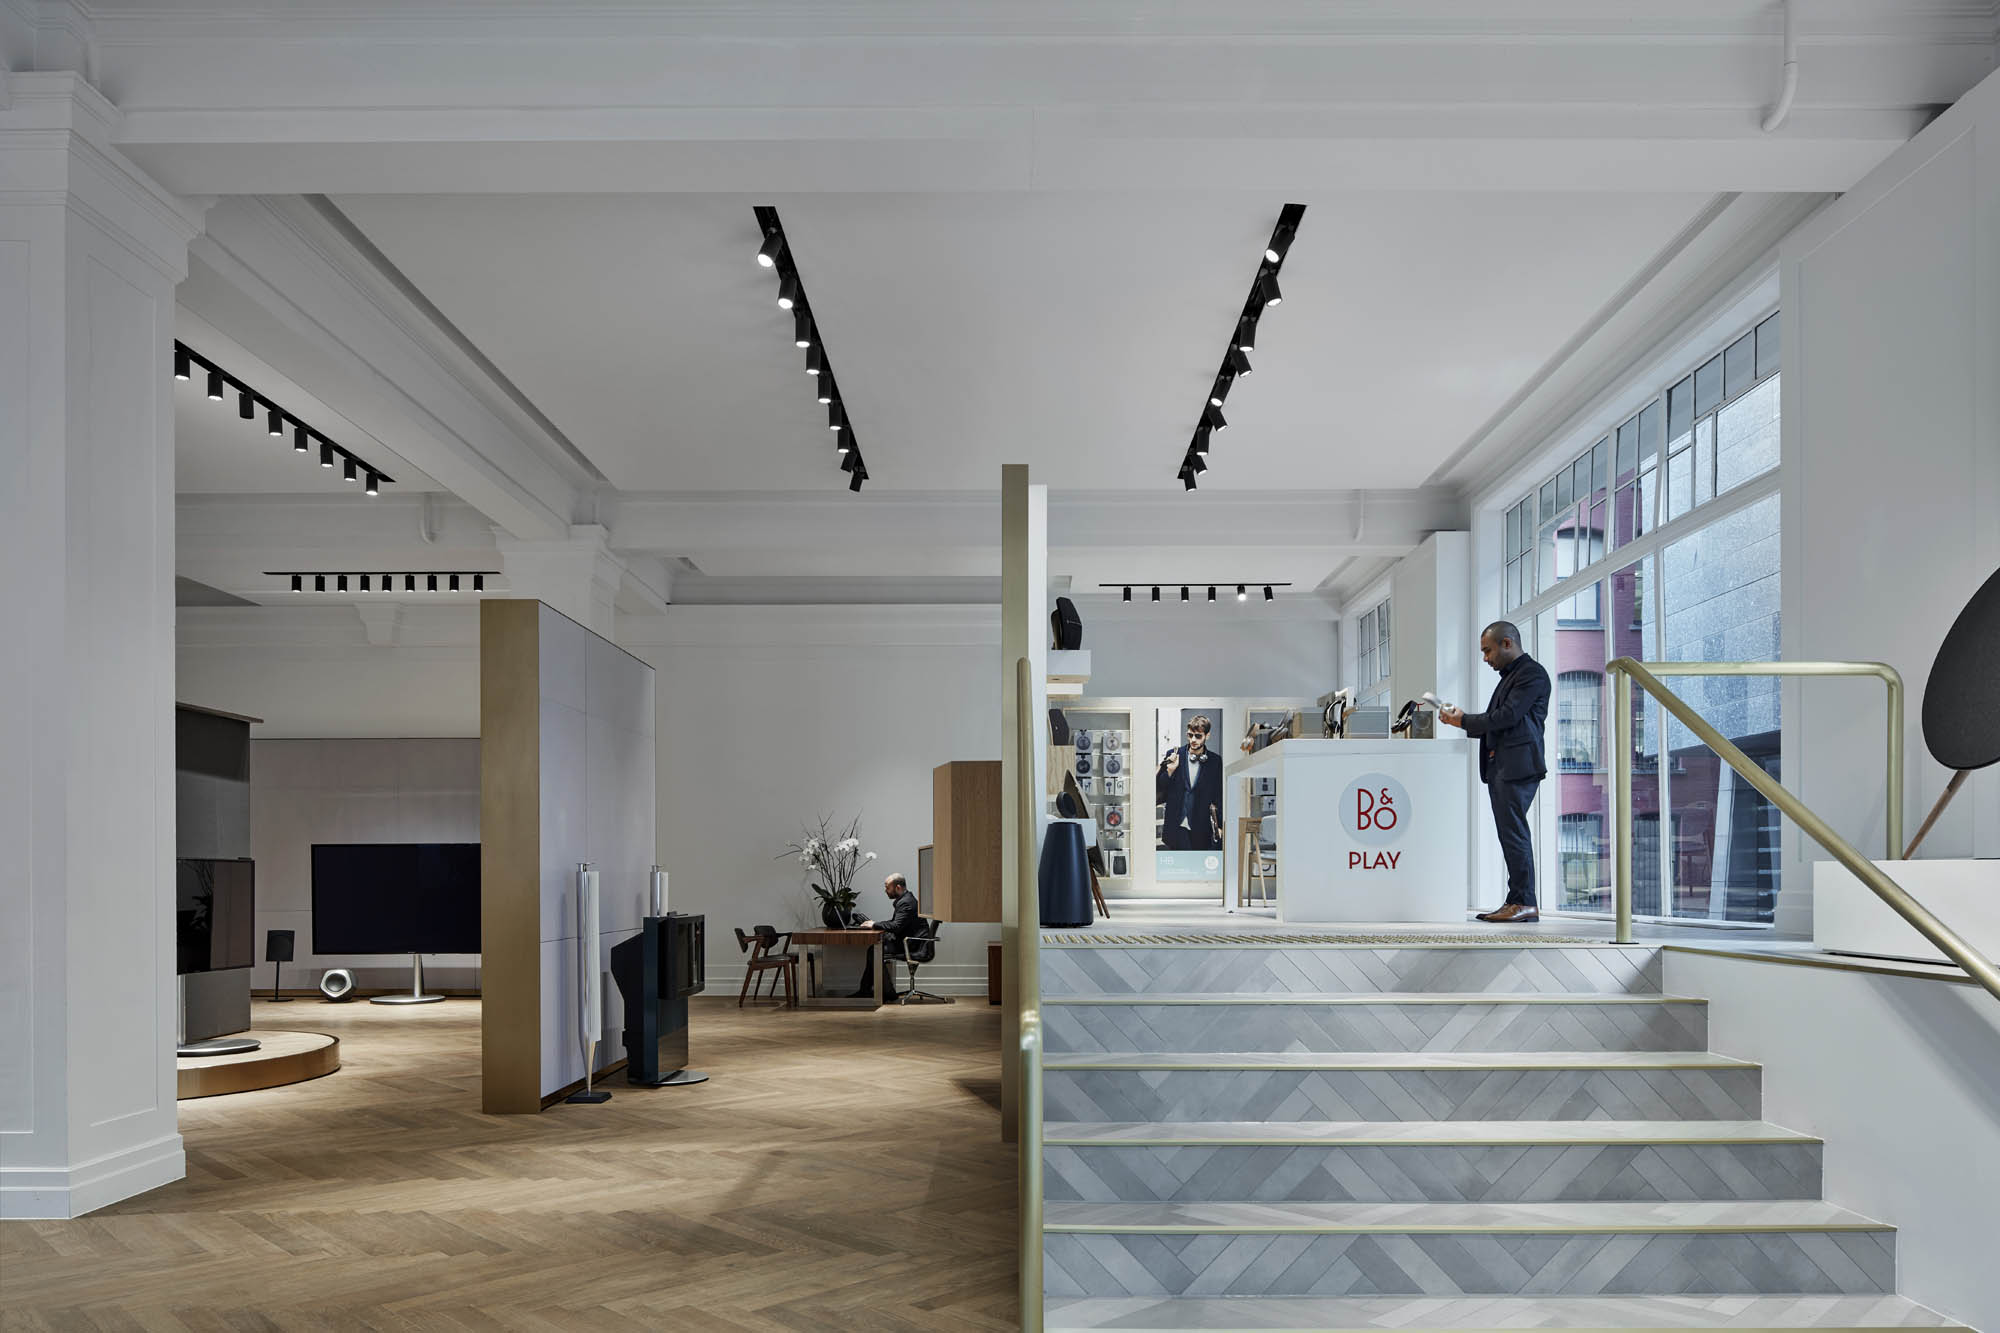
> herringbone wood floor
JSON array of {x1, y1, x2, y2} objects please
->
[{"x1": 1, "y1": 998, "x2": 1018, "y2": 1331}]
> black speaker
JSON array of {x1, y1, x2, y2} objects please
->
[
  {"x1": 1048, "y1": 708, "x2": 1072, "y2": 746},
  {"x1": 265, "y1": 929, "x2": 296, "y2": 1002},
  {"x1": 1050, "y1": 596, "x2": 1083, "y2": 650}
]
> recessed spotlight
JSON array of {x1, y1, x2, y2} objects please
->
[{"x1": 206, "y1": 370, "x2": 224, "y2": 401}]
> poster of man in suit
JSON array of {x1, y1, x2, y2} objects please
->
[{"x1": 1156, "y1": 708, "x2": 1226, "y2": 882}]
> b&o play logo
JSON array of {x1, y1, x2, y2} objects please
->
[{"x1": 1340, "y1": 772, "x2": 1410, "y2": 869}]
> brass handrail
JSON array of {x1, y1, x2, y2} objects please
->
[
  {"x1": 1607, "y1": 657, "x2": 2000, "y2": 1004},
  {"x1": 1014, "y1": 656, "x2": 1044, "y2": 1332}
]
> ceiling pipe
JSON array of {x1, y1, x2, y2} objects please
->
[{"x1": 1760, "y1": 0, "x2": 1798, "y2": 133}]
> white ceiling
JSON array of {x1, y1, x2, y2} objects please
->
[{"x1": 332, "y1": 190, "x2": 1717, "y2": 495}]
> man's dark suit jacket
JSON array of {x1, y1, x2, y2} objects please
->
[
  {"x1": 880, "y1": 889, "x2": 923, "y2": 940},
  {"x1": 1461, "y1": 653, "x2": 1552, "y2": 784},
  {"x1": 1156, "y1": 744, "x2": 1225, "y2": 850}
]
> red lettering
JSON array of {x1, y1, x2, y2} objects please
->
[
  {"x1": 1372, "y1": 788, "x2": 1397, "y2": 831},
  {"x1": 1348, "y1": 851, "x2": 1363, "y2": 868},
  {"x1": 1355, "y1": 787, "x2": 1376, "y2": 830},
  {"x1": 1385, "y1": 851, "x2": 1400, "y2": 869}
]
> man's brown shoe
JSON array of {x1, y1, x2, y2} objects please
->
[{"x1": 1480, "y1": 903, "x2": 1540, "y2": 923}]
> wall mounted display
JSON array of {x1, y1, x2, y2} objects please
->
[
  {"x1": 1155, "y1": 705, "x2": 1228, "y2": 882},
  {"x1": 1074, "y1": 753, "x2": 1093, "y2": 777}
]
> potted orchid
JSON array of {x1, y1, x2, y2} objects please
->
[{"x1": 780, "y1": 814, "x2": 878, "y2": 929}]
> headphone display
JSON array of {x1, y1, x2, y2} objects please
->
[
  {"x1": 1074, "y1": 754, "x2": 1093, "y2": 777},
  {"x1": 1073, "y1": 730, "x2": 1093, "y2": 751},
  {"x1": 1102, "y1": 754, "x2": 1123, "y2": 776}
]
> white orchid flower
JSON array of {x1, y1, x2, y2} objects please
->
[{"x1": 864, "y1": 851, "x2": 878, "y2": 862}]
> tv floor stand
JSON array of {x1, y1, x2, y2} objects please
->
[{"x1": 371, "y1": 952, "x2": 447, "y2": 1005}]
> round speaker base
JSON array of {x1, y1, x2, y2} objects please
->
[
  {"x1": 177, "y1": 1037, "x2": 262, "y2": 1057},
  {"x1": 632, "y1": 1069, "x2": 709, "y2": 1087},
  {"x1": 370, "y1": 993, "x2": 447, "y2": 1005}
]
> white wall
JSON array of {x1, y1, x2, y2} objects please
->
[
  {"x1": 249, "y1": 738, "x2": 481, "y2": 993},
  {"x1": 628, "y1": 606, "x2": 1005, "y2": 995},
  {"x1": 1666, "y1": 950, "x2": 2000, "y2": 1330},
  {"x1": 1781, "y1": 69, "x2": 2000, "y2": 932},
  {"x1": 1076, "y1": 598, "x2": 1338, "y2": 700}
]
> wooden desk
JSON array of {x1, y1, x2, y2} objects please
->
[{"x1": 792, "y1": 929, "x2": 884, "y2": 1010}]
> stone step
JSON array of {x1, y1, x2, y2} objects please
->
[
  {"x1": 1043, "y1": 1120, "x2": 1822, "y2": 1203},
  {"x1": 1043, "y1": 943, "x2": 1661, "y2": 997},
  {"x1": 1043, "y1": 994, "x2": 1707, "y2": 1054},
  {"x1": 1041, "y1": 1200, "x2": 1897, "y2": 1299},
  {"x1": 1044, "y1": 1293, "x2": 1963, "y2": 1330},
  {"x1": 1044, "y1": 1051, "x2": 1762, "y2": 1123}
]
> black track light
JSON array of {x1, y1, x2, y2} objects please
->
[
  {"x1": 1208, "y1": 586, "x2": 1217, "y2": 602},
  {"x1": 828, "y1": 403, "x2": 846, "y2": 433},
  {"x1": 319, "y1": 443, "x2": 334, "y2": 468},
  {"x1": 840, "y1": 447, "x2": 860, "y2": 472},
  {"x1": 291, "y1": 574, "x2": 302, "y2": 592},
  {"x1": 174, "y1": 347, "x2": 191, "y2": 381},
  {"x1": 294, "y1": 425, "x2": 309, "y2": 453},
  {"x1": 1228, "y1": 346, "x2": 1252, "y2": 376},
  {"x1": 342, "y1": 457, "x2": 358, "y2": 482},
  {"x1": 427, "y1": 575, "x2": 438, "y2": 592},
  {"x1": 1187, "y1": 451, "x2": 1208, "y2": 474},
  {"x1": 1180, "y1": 586, "x2": 1190, "y2": 602},
  {"x1": 1265, "y1": 224, "x2": 1296, "y2": 265},
  {"x1": 756, "y1": 230, "x2": 784, "y2": 268},
  {"x1": 1234, "y1": 318, "x2": 1257, "y2": 353},
  {"x1": 1122, "y1": 586, "x2": 1131, "y2": 602},
  {"x1": 359, "y1": 575, "x2": 370, "y2": 592},
  {"x1": 315, "y1": 575, "x2": 326, "y2": 592},
  {"x1": 1151, "y1": 586, "x2": 1161, "y2": 602},
  {"x1": 239, "y1": 391, "x2": 255, "y2": 420},
  {"x1": 777, "y1": 273, "x2": 800, "y2": 310},
  {"x1": 805, "y1": 343, "x2": 825, "y2": 376},
  {"x1": 337, "y1": 574, "x2": 348, "y2": 592},
  {"x1": 1259, "y1": 272, "x2": 1283, "y2": 307},
  {"x1": 1203, "y1": 404, "x2": 1227, "y2": 432},
  {"x1": 793, "y1": 309, "x2": 814, "y2": 349},
  {"x1": 848, "y1": 470, "x2": 864, "y2": 492},
  {"x1": 268, "y1": 410, "x2": 284, "y2": 437},
  {"x1": 450, "y1": 574, "x2": 461, "y2": 592},
  {"x1": 364, "y1": 472, "x2": 379, "y2": 496},
  {"x1": 207, "y1": 370, "x2": 224, "y2": 401},
  {"x1": 1182, "y1": 471, "x2": 1198, "y2": 491},
  {"x1": 817, "y1": 371, "x2": 835, "y2": 405},
  {"x1": 1264, "y1": 585, "x2": 1274, "y2": 601},
  {"x1": 1236, "y1": 584, "x2": 1247, "y2": 601},
  {"x1": 1210, "y1": 372, "x2": 1233, "y2": 407},
  {"x1": 1191, "y1": 426, "x2": 1212, "y2": 455},
  {"x1": 474, "y1": 574, "x2": 485, "y2": 592},
  {"x1": 404, "y1": 574, "x2": 415, "y2": 591}
]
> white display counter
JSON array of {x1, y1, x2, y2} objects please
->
[
  {"x1": 1814, "y1": 858, "x2": 2000, "y2": 966},
  {"x1": 1226, "y1": 738, "x2": 1476, "y2": 924}
]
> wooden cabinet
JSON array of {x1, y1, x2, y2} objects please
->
[{"x1": 931, "y1": 760, "x2": 1002, "y2": 922}]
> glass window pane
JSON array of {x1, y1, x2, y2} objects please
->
[
  {"x1": 1717, "y1": 376, "x2": 1780, "y2": 492},
  {"x1": 1661, "y1": 493, "x2": 1781, "y2": 923},
  {"x1": 1592, "y1": 439, "x2": 1609, "y2": 499},
  {"x1": 1506, "y1": 505, "x2": 1519, "y2": 561},
  {"x1": 1519, "y1": 500, "x2": 1534, "y2": 556},
  {"x1": 1377, "y1": 601, "x2": 1391, "y2": 652},
  {"x1": 1540, "y1": 480, "x2": 1557, "y2": 524},
  {"x1": 1666, "y1": 376, "x2": 1693, "y2": 443},
  {"x1": 1607, "y1": 554, "x2": 1661, "y2": 914},
  {"x1": 1588, "y1": 500, "x2": 1607, "y2": 565},
  {"x1": 1504, "y1": 557, "x2": 1519, "y2": 610},
  {"x1": 1724, "y1": 332, "x2": 1755, "y2": 402},
  {"x1": 1637, "y1": 464, "x2": 1657, "y2": 538},
  {"x1": 1755, "y1": 312, "x2": 1780, "y2": 379},
  {"x1": 1694, "y1": 416, "x2": 1716, "y2": 506},
  {"x1": 1615, "y1": 419, "x2": 1638, "y2": 483},
  {"x1": 1694, "y1": 355, "x2": 1722, "y2": 418},
  {"x1": 1556, "y1": 462, "x2": 1574, "y2": 510},
  {"x1": 1539, "y1": 518, "x2": 1560, "y2": 590},
  {"x1": 1667, "y1": 445, "x2": 1694, "y2": 521},
  {"x1": 1555, "y1": 516, "x2": 1576, "y2": 582},
  {"x1": 1638, "y1": 399, "x2": 1663, "y2": 464}
]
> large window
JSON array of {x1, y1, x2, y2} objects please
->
[
  {"x1": 1355, "y1": 597, "x2": 1391, "y2": 705},
  {"x1": 1497, "y1": 308, "x2": 1782, "y2": 925}
]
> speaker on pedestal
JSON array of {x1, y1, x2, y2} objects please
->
[{"x1": 265, "y1": 929, "x2": 295, "y2": 1002}]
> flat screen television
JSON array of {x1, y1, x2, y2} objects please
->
[
  {"x1": 311, "y1": 843, "x2": 481, "y2": 955},
  {"x1": 177, "y1": 858, "x2": 256, "y2": 975}
]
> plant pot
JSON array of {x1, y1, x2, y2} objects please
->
[{"x1": 820, "y1": 901, "x2": 855, "y2": 930}]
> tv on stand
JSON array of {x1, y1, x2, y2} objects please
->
[{"x1": 610, "y1": 913, "x2": 707, "y2": 1087}]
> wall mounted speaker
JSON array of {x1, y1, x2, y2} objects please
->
[{"x1": 319, "y1": 968, "x2": 356, "y2": 1002}]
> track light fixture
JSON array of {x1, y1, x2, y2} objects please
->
[
  {"x1": 1151, "y1": 586, "x2": 1161, "y2": 601},
  {"x1": 405, "y1": 575, "x2": 416, "y2": 592},
  {"x1": 291, "y1": 575, "x2": 303, "y2": 592},
  {"x1": 1172, "y1": 204, "x2": 1304, "y2": 488},
  {"x1": 1181, "y1": 586, "x2": 1190, "y2": 602},
  {"x1": 337, "y1": 574, "x2": 348, "y2": 592},
  {"x1": 270, "y1": 569, "x2": 496, "y2": 594},
  {"x1": 474, "y1": 574, "x2": 485, "y2": 592},
  {"x1": 1237, "y1": 584, "x2": 1247, "y2": 601},
  {"x1": 1264, "y1": 585, "x2": 1275, "y2": 601},
  {"x1": 753, "y1": 206, "x2": 877, "y2": 493},
  {"x1": 358, "y1": 575, "x2": 370, "y2": 592},
  {"x1": 1122, "y1": 586, "x2": 1132, "y2": 602},
  {"x1": 176, "y1": 342, "x2": 393, "y2": 494},
  {"x1": 428, "y1": 575, "x2": 438, "y2": 591},
  {"x1": 315, "y1": 575, "x2": 326, "y2": 592},
  {"x1": 450, "y1": 575, "x2": 460, "y2": 592},
  {"x1": 1207, "y1": 586, "x2": 1217, "y2": 602}
]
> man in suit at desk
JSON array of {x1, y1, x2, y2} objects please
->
[
  {"x1": 1439, "y1": 620, "x2": 1552, "y2": 924},
  {"x1": 851, "y1": 872, "x2": 923, "y2": 1001},
  {"x1": 1156, "y1": 713, "x2": 1225, "y2": 851}
]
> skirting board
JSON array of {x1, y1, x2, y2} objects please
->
[
  {"x1": 1814, "y1": 859, "x2": 2000, "y2": 966},
  {"x1": 0, "y1": 1133, "x2": 186, "y2": 1219},
  {"x1": 711, "y1": 964, "x2": 993, "y2": 996}
]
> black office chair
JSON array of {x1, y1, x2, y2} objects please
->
[{"x1": 889, "y1": 917, "x2": 947, "y2": 1005}]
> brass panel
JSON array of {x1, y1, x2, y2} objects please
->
[
  {"x1": 480, "y1": 599, "x2": 544, "y2": 1114},
  {"x1": 177, "y1": 1031, "x2": 340, "y2": 1100},
  {"x1": 933, "y1": 759, "x2": 1003, "y2": 923}
]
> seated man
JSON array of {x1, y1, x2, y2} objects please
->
[{"x1": 851, "y1": 872, "x2": 924, "y2": 1001}]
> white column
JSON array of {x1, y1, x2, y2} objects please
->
[
  {"x1": 0, "y1": 74, "x2": 205, "y2": 1218},
  {"x1": 494, "y1": 524, "x2": 630, "y2": 640}
]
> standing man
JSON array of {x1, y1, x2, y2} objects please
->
[
  {"x1": 1156, "y1": 714, "x2": 1225, "y2": 851},
  {"x1": 851, "y1": 872, "x2": 924, "y2": 1001},
  {"x1": 1439, "y1": 621, "x2": 1552, "y2": 923}
]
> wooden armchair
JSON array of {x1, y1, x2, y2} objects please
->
[{"x1": 733, "y1": 925, "x2": 799, "y2": 1008}]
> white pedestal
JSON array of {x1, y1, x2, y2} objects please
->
[
  {"x1": 1227, "y1": 739, "x2": 1474, "y2": 924},
  {"x1": 1813, "y1": 859, "x2": 2000, "y2": 965}
]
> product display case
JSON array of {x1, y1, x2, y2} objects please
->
[{"x1": 1061, "y1": 710, "x2": 1134, "y2": 881}]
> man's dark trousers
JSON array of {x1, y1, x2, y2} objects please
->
[{"x1": 1488, "y1": 777, "x2": 1541, "y2": 908}]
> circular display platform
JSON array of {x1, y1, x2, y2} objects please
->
[{"x1": 176, "y1": 1030, "x2": 340, "y2": 1100}]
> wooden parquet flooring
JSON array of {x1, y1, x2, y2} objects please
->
[{"x1": 1, "y1": 998, "x2": 1018, "y2": 1331}]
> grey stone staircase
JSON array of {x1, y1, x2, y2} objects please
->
[{"x1": 1039, "y1": 940, "x2": 1961, "y2": 1330}]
